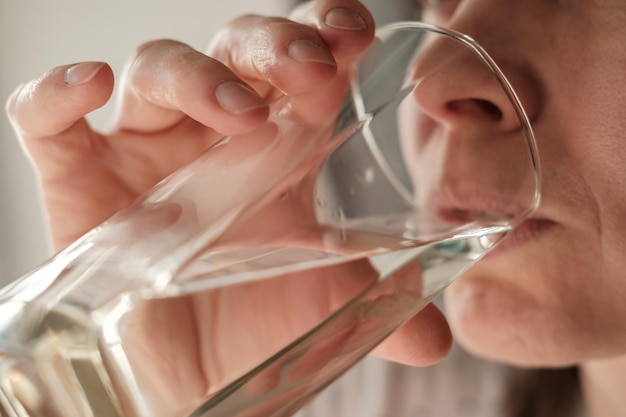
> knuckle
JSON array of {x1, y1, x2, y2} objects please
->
[
  {"x1": 207, "y1": 14, "x2": 266, "y2": 55},
  {"x1": 126, "y1": 39, "x2": 190, "y2": 76},
  {"x1": 133, "y1": 38, "x2": 184, "y2": 58},
  {"x1": 261, "y1": 16, "x2": 319, "y2": 39},
  {"x1": 5, "y1": 83, "x2": 29, "y2": 132},
  {"x1": 5, "y1": 85, "x2": 21, "y2": 120},
  {"x1": 227, "y1": 13, "x2": 264, "y2": 28}
]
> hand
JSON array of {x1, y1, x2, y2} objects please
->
[
  {"x1": 6, "y1": 0, "x2": 451, "y2": 414},
  {"x1": 5, "y1": 0, "x2": 373, "y2": 252}
]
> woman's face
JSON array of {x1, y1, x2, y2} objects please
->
[{"x1": 402, "y1": 0, "x2": 626, "y2": 366}]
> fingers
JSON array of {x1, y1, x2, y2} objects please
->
[
  {"x1": 209, "y1": 0, "x2": 375, "y2": 124},
  {"x1": 289, "y1": 0, "x2": 375, "y2": 60},
  {"x1": 115, "y1": 39, "x2": 270, "y2": 136},
  {"x1": 209, "y1": 16, "x2": 338, "y2": 98},
  {"x1": 6, "y1": 61, "x2": 114, "y2": 176},
  {"x1": 372, "y1": 303, "x2": 453, "y2": 366},
  {"x1": 111, "y1": 0, "x2": 374, "y2": 134}
]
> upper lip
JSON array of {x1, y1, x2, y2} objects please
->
[
  {"x1": 428, "y1": 188, "x2": 540, "y2": 226},
  {"x1": 486, "y1": 216, "x2": 556, "y2": 255}
]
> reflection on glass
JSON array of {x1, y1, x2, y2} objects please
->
[{"x1": 0, "y1": 22, "x2": 539, "y2": 417}]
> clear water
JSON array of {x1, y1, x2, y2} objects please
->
[
  {"x1": 0, "y1": 19, "x2": 540, "y2": 417},
  {"x1": 0, "y1": 226, "x2": 507, "y2": 417}
]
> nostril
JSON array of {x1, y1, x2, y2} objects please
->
[
  {"x1": 473, "y1": 99, "x2": 503, "y2": 121},
  {"x1": 446, "y1": 98, "x2": 503, "y2": 122}
]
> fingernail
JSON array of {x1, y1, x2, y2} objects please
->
[
  {"x1": 288, "y1": 39, "x2": 336, "y2": 65},
  {"x1": 64, "y1": 61, "x2": 105, "y2": 86},
  {"x1": 215, "y1": 81, "x2": 266, "y2": 115},
  {"x1": 325, "y1": 7, "x2": 368, "y2": 31}
]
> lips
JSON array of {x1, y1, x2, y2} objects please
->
[
  {"x1": 424, "y1": 186, "x2": 549, "y2": 256},
  {"x1": 487, "y1": 217, "x2": 556, "y2": 255},
  {"x1": 430, "y1": 188, "x2": 534, "y2": 226}
]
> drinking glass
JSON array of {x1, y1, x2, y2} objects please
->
[{"x1": 0, "y1": 22, "x2": 540, "y2": 417}]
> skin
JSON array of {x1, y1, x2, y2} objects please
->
[
  {"x1": 417, "y1": 0, "x2": 626, "y2": 415},
  {"x1": 5, "y1": 0, "x2": 626, "y2": 415}
]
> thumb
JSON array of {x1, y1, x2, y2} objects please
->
[
  {"x1": 5, "y1": 61, "x2": 114, "y2": 181},
  {"x1": 372, "y1": 302, "x2": 453, "y2": 366}
]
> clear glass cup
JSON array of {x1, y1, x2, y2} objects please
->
[{"x1": 0, "y1": 22, "x2": 540, "y2": 417}]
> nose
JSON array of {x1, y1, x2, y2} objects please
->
[
  {"x1": 408, "y1": 32, "x2": 541, "y2": 132},
  {"x1": 396, "y1": 28, "x2": 541, "y2": 226}
]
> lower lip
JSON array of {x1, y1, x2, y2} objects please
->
[{"x1": 486, "y1": 218, "x2": 555, "y2": 256}]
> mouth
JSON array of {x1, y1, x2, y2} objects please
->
[
  {"x1": 428, "y1": 188, "x2": 547, "y2": 256},
  {"x1": 486, "y1": 217, "x2": 556, "y2": 257}
]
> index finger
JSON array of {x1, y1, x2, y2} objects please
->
[{"x1": 115, "y1": 39, "x2": 270, "y2": 136}]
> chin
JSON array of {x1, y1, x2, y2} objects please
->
[
  {"x1": 444, "y1": 275, "x2": 574, "y2": 367},
  {"x1": 441, "y1": 217, "x2": 623, "y2": 367}
]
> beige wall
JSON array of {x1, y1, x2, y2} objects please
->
[{"x1": 0, "y1": 0, "x2": 290, "y2": 282}]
